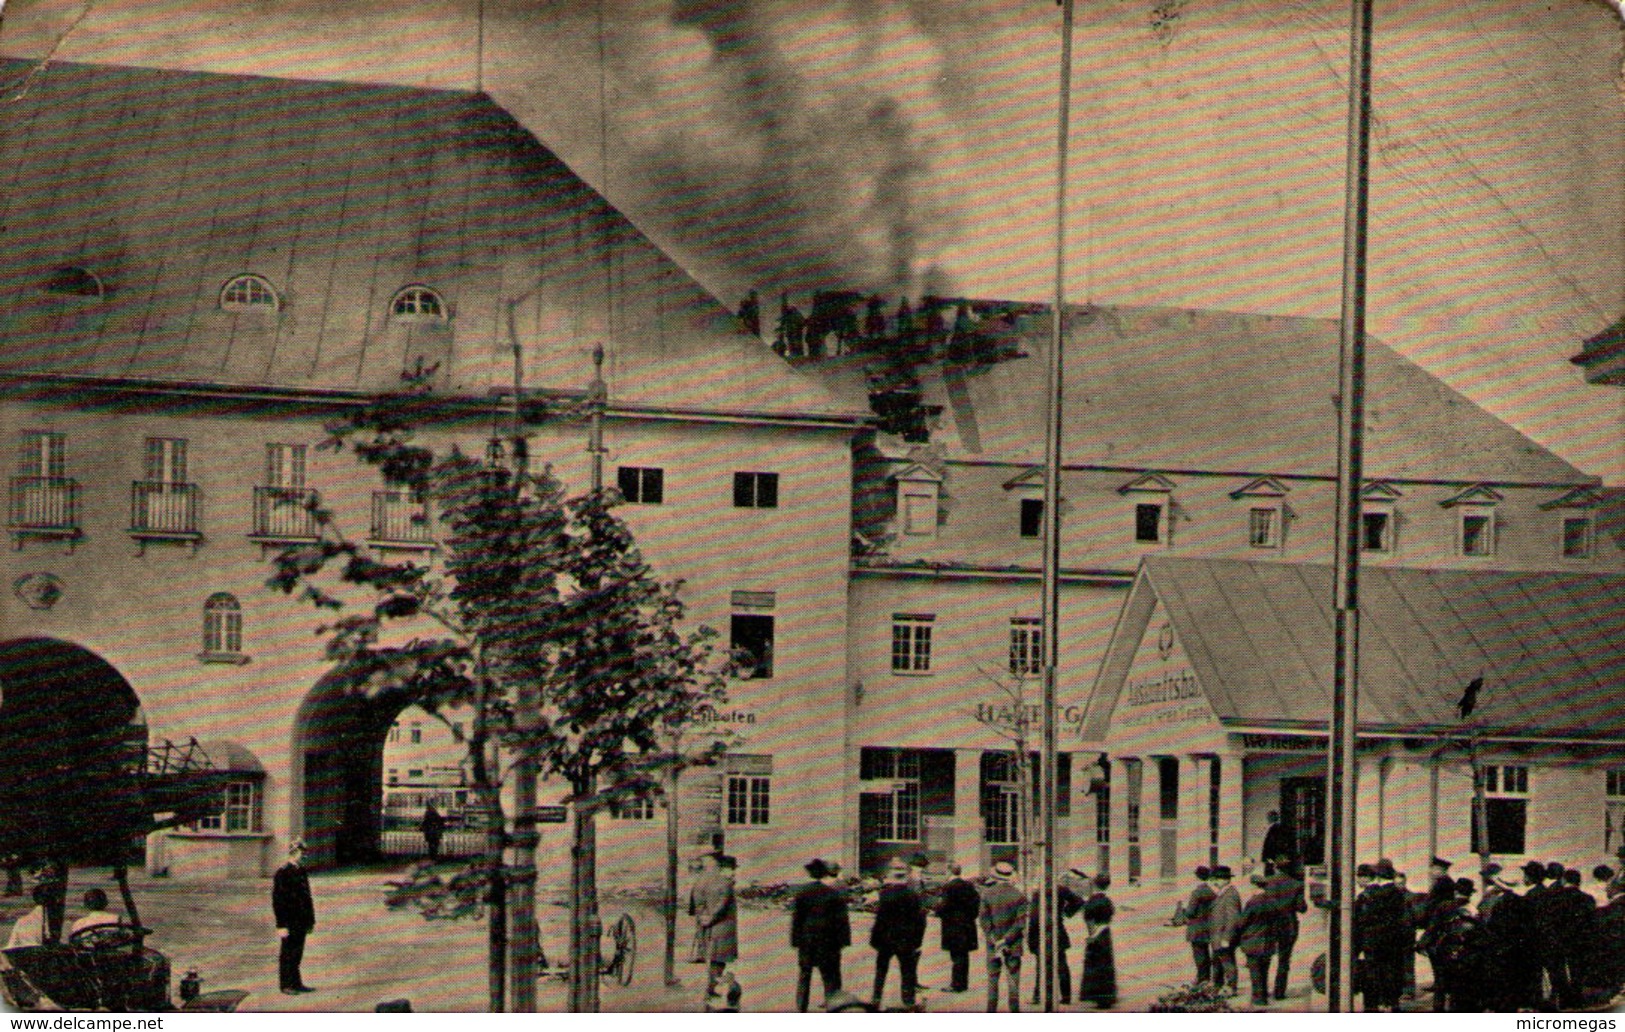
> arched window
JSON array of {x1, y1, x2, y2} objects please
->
[
  {"x1": 202, "y1": 593, "x2": 243, "y2": 656},
  {"x1": 390, "y1": 285, "x2": 446, "y2": 320},
  {"x1": 220, "y1": 275, "x2": 279, "y2": 312},
  {"x1": 43, "y1": 266, "x2": 104, "y2": 297}
]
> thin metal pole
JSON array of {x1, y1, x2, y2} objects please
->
[
  {"x1": 1040, "y1": 0, "x2": 1075, "y2": 1014},
  {"x1": 1327, "y1": 0, "x2": 1373, "y2": 1014}
]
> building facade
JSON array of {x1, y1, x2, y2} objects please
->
[{"x1": 2, "y1": 60, "x2": 1622, "y2": 892}]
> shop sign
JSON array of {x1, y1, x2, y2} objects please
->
[
  {"x1": 1241, "y1": 733, "x2": 1326, "y2": 752},
  {"x1": 694, "y1": 707, "x2": 758, "y2": 725},
  {"x1": 1118, "y1": 669, "x2": 1208, "y2": 730},
  {"x1": 974, "y1": 702, "x2": 1088, "y2": 736}
]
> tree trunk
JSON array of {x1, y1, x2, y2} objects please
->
[
  {"x1": 508, "y1": 683, "x2": 541, "y2": 1011},
  {"x1": 569, "y1": 774, "x2": 602, "y2": 1012},
  {"x1": 664, "y1": 764, "x2": 680, "y2": 987},
  {"x1": 469, "y1": 674, "x2": 506, "y2": 1013}
]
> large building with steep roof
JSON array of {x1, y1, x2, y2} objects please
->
[
  {"x1": 832, "y1": 302, "x2": 1625, "y2": 883},
  {"x1": 2, "y1": 58, "x2": 1621, "y2": 899},
  {"x1": 0, "y1": 58, "x2": 864, "y2": 881}
]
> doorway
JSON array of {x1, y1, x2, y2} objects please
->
[{"x1": 1280, "y1": 776, "x2": 1326, "y2": 867}]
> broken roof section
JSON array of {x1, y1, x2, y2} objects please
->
[
  {"x1": 0, "y1": 59, "x2": 858, "y2": 423},
  {"x1": 1088, "y1": 556, "x2": 1625, "y2": 744},
  {"x1": 822, "y1": 303, "x2": 1592, "y2": 484}
]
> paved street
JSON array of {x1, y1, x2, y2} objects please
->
[{"x1": 1, "y1": 863, "x2": 1412, "y2": 1014}]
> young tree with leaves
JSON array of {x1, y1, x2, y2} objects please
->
[{"x1": 267, "y1": 376, "x2": 727, "y2": 1012}]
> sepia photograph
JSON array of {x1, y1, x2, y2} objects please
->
[{"x1": 0, "y1": 0, "x2": 1622, "y2": 1018}]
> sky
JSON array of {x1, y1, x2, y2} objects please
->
[{"x1": 2, "y1": 0, "x2": 1623, "y2": 482}]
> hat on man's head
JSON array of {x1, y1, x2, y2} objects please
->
[
  {"x1": 1521, "y1": 860, "x2": 1547, "y2": 882},
  {"x1": 1210, "y1": 865, "x2": 1233, "y2": 880},
  {"x1": 1194, "y1": 865, "x2": 1211, "y2": 880},
  {"x1": 1453, "y1": 877, "x2": 1476, "y2": 898},
  {"x1": 991, "y1": 861, "x2": 1016, "y2": 881},
  {"x1": 1481, "y1": 863, "x2": 1502, "y2": 879},
  {"x1": 1545, "y1": 862, "x2": 1565, "y2": 882},
  {"x1": 288, "y1": 838, "x2": 307, "y2": 855},
  {"x1": 1356, "y1": 863, "x2": 1376, "y2": 879},
  {"x1": 908, "y1": 852, "x2": 930, "y2": 869},
  {"x1": 1374, "y1": 859, "x2": 1397, "y2": 880},
  {"x1": 717, "y1": 855, "x2": 738, "y2": 870},
  {"x1": 805, "y1": 858, "x2": 832, "y2": 880},
  {"x1": 1429, "y1": 856, "x2": 1452, "y2": 870}
]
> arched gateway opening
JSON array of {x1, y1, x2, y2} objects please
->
[
  {"x1": 293, "y1": 675, "x2": 421, "y2": 869},
  {"x1": 0, "y1": 638, "x2": 148, "y2": 867}
]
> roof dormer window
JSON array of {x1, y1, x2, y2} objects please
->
[
  {"x1": 43, "y1": 266, "x2": 103, "y2": 297},
  {"x1": 220, "y1": 275, "x2": 279, "y2": 312},
  {"x1": 391, "y1": 286, "x2": 446, "y2": 320}
]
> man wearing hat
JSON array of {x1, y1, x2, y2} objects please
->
[
  {"x1": 870, "y1": 858, "x2": 927, "y2": 1010},
  {"x1": 696, "y1": 855, "x2": 739, "y2": 1003},
  {"x1": 1183, "y1": 865, "x2": 1216, "y2": 985},
  {"x1": 1480, "y1": 863, "x2": 1539, "y2": 1011},
  {"x1": 1523, "y1": 860, "x2": 1567, "y2": 1009},
  {"x1": 272, "y1": 839, "x2": 316, "y2": 995},
  {"x1": 935, "y1": 862, "x2": 980, "y2": 993},
  {"x1": 1207, "y1": 866, "x2": 1242, "y2": 995},
  {"x1": 978, "y1": 861, "x2": 1028, "y2": 1012},
  {"x1": 790, "y1": 859, "x2": 850, "y2": 1012}
]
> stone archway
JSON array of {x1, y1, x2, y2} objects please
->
[
  {"x1": 292, "y1": 675, "x2": 416, "y2": 869},
  {"x1": 0, "y1": 637, "x2": 148, "y2": 867}
]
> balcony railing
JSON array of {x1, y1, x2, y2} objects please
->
[
  {"x1": 9, "y1": 476, "x2": 80, "y2": 548},
  {"x1": 251, "y1": 486, "x2": 319, "y2": 540},
  {"x1": 131, "y1": 481, "x2": 200, "y2": 534},
  {"x1": 370, "y1": 490, "x2": 433, "y2": 545}
]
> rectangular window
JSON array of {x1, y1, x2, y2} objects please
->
[
  {"x1": 1461, "y1": 513, "x2": 1494, "y2": 556},
  {"x1": 1135, "y1": 502, "x2": 1162, "y2": 543},
  {"x1": 196, "y1": 779, "x2": 262, "y2": 833},
  {"x1": 616, "y1": 466, "x2": 664, "y2": 505},
  {"x1": 1248, "y1": 507, "x2": 1278, "y2": 548},
  {"x1": 18, "y1": 431, "x2": 66, "y2": 478},
  {"x1": 1019, "y1": 498, "x2": 1043, "y2": 539},
  {"x1": 902, "y1": 492, "x2": 935, "y2": 535},
  {"x1": 732, "y1": 471, "x2": 779, "y2": 508},
  {"x1": 1562, "y1": 517, "x2": 1592, "y2": 559},
  {"x1": 730, "y1": 613, "x2": 774, "y2": 679},
  {"x1": 1471, "y1": 764, "x2": 1528, "y2": 855},
  {"x1": 891, "y1": 614, "x2": 934, "y2": 673},
  {"x1": 608, "y1": 796, "x2": 656, "y2": 820},
  {"x1": 410, "y1": 725, "x2": 422, "y2": 744},
  {"x1": 725, "y1": 755, "x2": 773, "y2": 826},
  {"x1": 144, "y1": 438, "x2": 189, "y2": 484},
  {"x1": 1009, "y1": 617, "x2": 1042, "y2": 676},
  {"x1": 265, "y1": 443, "x2": 307, "y2": 488},
  {"x1": 1361, "y1": 510, "x2": 1391, "y2": 552}
]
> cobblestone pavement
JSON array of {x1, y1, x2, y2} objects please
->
[{"x1": 2, "y1": 865, "x2": 1430, "y2": 1014}]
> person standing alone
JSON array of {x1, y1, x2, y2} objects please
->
[
  {"x1": 935, "y1": 863, "x2": 979, "y2": 993},
  {"x1": 419, "y1": 804, "x2": 446, "y2": 863},
  {"x1": 272, "y1": 840, "x2": 316, "y2": 995}
]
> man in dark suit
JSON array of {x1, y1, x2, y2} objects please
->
[
  {"x1": 1264, "y1": 860, "x2": 1307, "y2": 999},
  {"x1": 871, "y1": 858, "x2": 927, "y2": 1011},
  {"x1": 1185, "y1": 865, "x2": 1216, "y2": 984},
  {"x1": 1354, "y1": 860, "x2": 1409, "y2": 1011},
  {"x1": 1524, "y1": 860, "x2": 1565, "y2": 1009},
  {"x1": 790, "y1": 858, "x2": 850, "y2": 1012},
  {"x1": 935, "y1": 863, "x2": 980, "y2": 993},
  {"x1": 272, "y1": 839, "x2": 316, "y2": 995},
  {"x1": 1261, "y1": 813, "x2": 1293, "y2": 876}
]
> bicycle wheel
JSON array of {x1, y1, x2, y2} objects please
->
[{"x1": 608, "y1": 913, "x2": 637, "y2": 987}]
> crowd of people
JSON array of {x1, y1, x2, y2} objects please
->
[
  {"x1": 780, "y1": 853, "x2": 1116, "y2": 1013},
  {"x1": 1173, "y1": 845, "x2": 1625, "y2": 1013}
]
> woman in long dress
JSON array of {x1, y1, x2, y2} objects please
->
[{"x1": 1079, "y1": 874, "x2": 1118, "y2": 1009}]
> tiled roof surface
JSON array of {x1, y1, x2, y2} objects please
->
[
  {"x1": 1140, "y1": 556, "x2": 1625, "y2": 741},
  {"x1": 0, "y1": 59, "x2": 856, "y2": 421},
  {"x1": 823, "y1": 305, "x2": 1590, "y2": 482}
]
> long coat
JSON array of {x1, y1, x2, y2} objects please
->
[
  {"x1": 1237, "y1": 890, "x2": 1279, "y2": 958},
  {"x1": 936, "y1": 876, "x2": 980, "y2": 953},
  {"x1": 272, "y1": 861, "x2": 315, "y2": 933},
  {"x1": 871, "y1": 882, "x2": 927, "y2": 953},
  {"x1": 790, "y1": 880, "x2": 851, "y2": 961},
  {"x1": 1208, "y1": 884, "x2": 1242, "y2": 948},
  {"x1": 694, "y1": 872, "x2": 738, "y2": 964},
  {"x1": 1184, "y1": 881, "x2": 1216, "y2": 944}
]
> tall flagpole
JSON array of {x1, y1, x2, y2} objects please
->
[
  {"x1": 1327, "y1": 0, "x2": 1373, "y2": 1014},
  {"x1": 1040, "y1": 0, "x2": 1075, "y2": 1014}
]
